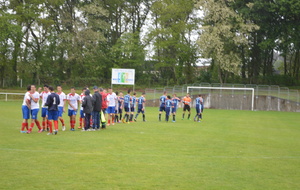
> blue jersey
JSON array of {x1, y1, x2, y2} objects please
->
[
  {"x1": 195, "y1": 97, "x2": 201, "y2": 107},
  {"x1": 138, "y1": 96, "x2": 145, "y2": 109},
  {"x1": 124, "y1": 94, "x2": 131, "y2": 107},
  {"x1": 45, "y1": 93, "x2": 60, "y2": 111},
  {"x1": 172, "y1": 97, "x2": 180, "y2": 108},
  {"x1": 118, "y1": 97, "x2": 124, "y2": 108},
  {"x1": 165, "y1": 99, "x2": 172, "y2": 108},
  {"x1": 131, "y1": 96, "x2": 137, "y2": 107},
  {"x1": 160, "y1": 95, "x2": 167, "y2": 106}
]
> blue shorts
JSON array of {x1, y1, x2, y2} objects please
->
[
  {"x1": 80, "y1": 110, "x2": 84, "y2": 118},
  {"x1": 130, "y1": 106, "x2": 135, "y2": 112},
  {"x1": 196, "y1": 106, "x2": 201, "y2": 114},
  {"x1": 107, "y1": 106, "x2": 115, "y2": 114},
  {"x1": 124, "y1": 104, "x2": 130, "y2": 112},
  {"x1": 159, "y1": 105, "x2": 165, "y2": 112},
  {"x1": 22, "y1": 105, "x2": 30, "y2": 119},
  {"x1": 68, "y1": 109, "x2": 77, "y2": 116},
  {"x1": 137, "y1": 108, "x2": 145, "y2": 114},
  {"x1": 58, "y1": 106, "x2": 64, "y2": 117},
  {"x1": 41, "y1": 107, "x2": 48, "y2": 117},
  {"x1": 171, "y1": 107, "x2": 177, "y2": 113},
  {"x1": 165, "y1": 107, "x2": 171, "y2": 116},
  {"x1": 48, "y1": 110, "x2": 59, "y2": 121},
  {"x1": 31, "y1": 109, "x2": 39, "y2": 120}
]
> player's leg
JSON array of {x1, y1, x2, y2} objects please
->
[
  {"x1": 119, "y1": 108, "x2": 122, "y2": 123},
  {"x1": 134, "y1": 109, "x2": 140, "y2": 121},
  {"x1": 182, "y1": 106, "x2": 186, "y2": 119},
  {"x1": 187, "y1": 106, "x2": 191, "y2": 120},
  {"x1": 21, "y1": 106, "x2": 30, "y2": 133},
  {"x1": 142, "y1": 109, "x2": 145, "y2": 122},
  {"x1": 158, "y1": 106, "x2": 162, "y2": 121},
  {"x1": 58, "y1": 107, "x2": 65, "y2": 131}
]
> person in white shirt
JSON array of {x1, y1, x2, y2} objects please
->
[
  {"x1": 27, "y1": 85, "x2": 43, "y2": 133},
  {"x1": 67, "y1": 87, "x2": 81, "y2": 131},
  {"x1": 20, "y1": 85, "x2": 31, "y2": 133},
  {"x1": 56, "y1": 85, "x2": 67, "y2": 131},
  {"x1": 106, "y1": 88, "x2": 117, "y2": 126},
  {"x1": 39, "y1": 85, "x2": 51, "y2": 131}
]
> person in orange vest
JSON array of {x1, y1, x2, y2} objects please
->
[{"x1": 182, "y1": 93, "x2": 192, "y2": 120}]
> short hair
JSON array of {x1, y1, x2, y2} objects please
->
[
  {"x1": 198, "y1": 94, "x2": 201, "y2": 97},
  {"x1": 133, "y1": 92, "x2": 136, "y2": 95},
  {"x1": 115, "y1": 91, "x2": 119, "y2": 95},
  {"x1": 71, "y1": 87, "x2": 75, "y2": 90},
  {"x1": 44, "y1": 84, "x2": 49, "y2": 88},
  {"x1": 167, "y1": 95, "x2": 171, "y2": 99},
  {"x1": 108, "y1": 87, "x2": 112, "y2": 90},
  {"x1": 99, "y1": 88, "x2": 103, "y2": 92},
  {"x1": 142, "y1": 92, "x2": 146, "y2": 95},
  {"x1": 164, "y1": 91, "x2": 167, "y2": 94},
  {"x1": 82, "y1": 87, "x2": 87, "y2": 91},
  {"x1": 27, "y1": 85, "x2": 31, "y2": 91},
  {"x1": 128, "y1": 89, "x2": 131, "y2": 94},
  {"x1": 56, "y1": 85, "x2": 62, "y2": 88},
  {"x1": 48, "y1": 86, "x2": 54, "y2": 91},
  {"x1": 173, "y1": 94, "x2": 177, "y2": 96}
]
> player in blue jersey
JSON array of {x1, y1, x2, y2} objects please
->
[
  {"x1": 165, "y1": 95, "x2": 173, "y2": 122},
  {"x1": 118, "y1": 92, "x2": 124, "y2": 123},
  {"x1": 45, "y1": 86, "x2": 60, "y2": 135},
  {"x1": 134, "y1": 93, "x2": 146, "y2": 122},
  {"x1": 194, "y1": 94, "x2": 202, "y2": 122},
  {"x1": 199, "y1": 95, "x2": 204, "y2": 120},
  {"x1": 129, "y1": 92, "x2": 137, "y2": 122},
  {"x1": 122, "y1": 89, "x2": 132, "y2": 124},
  {"x1": 158, "y1": 91, "x2": 167, "y2": 121},
  {"x1": 171, "y1": 94, "x2": 181, "y2": 122}
]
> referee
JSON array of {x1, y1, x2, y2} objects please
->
[{"x1": 182, "y1": 93, "x2": 191, "y2": 120}]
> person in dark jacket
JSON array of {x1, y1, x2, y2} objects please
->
[
  {"x1": 45, "y1": 86, "x2": 60, "y2": 135},
  {"x1": 92, "y1": 86, "x2": 102, "y2": 130},
  {"x1": 82, "y1": 89, "x2": 94, "y2": 131}
]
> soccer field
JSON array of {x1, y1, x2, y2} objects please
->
[{"x1": 0, "y1": 101, "x2": 299, "y2": 190}]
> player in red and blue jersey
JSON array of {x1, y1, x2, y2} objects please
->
[
  {"x1": 129, "y1": 92, "x2": 137, "y2": 122},
  {"x1": 45, "y1": 86, "x2": 60, "y2": 135},
  {"x1": 122, "y1": 89, "x2": 132, "y2": 124},
  {"x1": 171, "y1": 94, "x2": 181, "y2": 122},
  {"x1": 194, "y1": 94, "x2": 202, "y2": 122},
  {"x1": 134, "y1": 93, "x2": 146, "y2": 122},
  {"x1": 165, "y1": 95, "x2": 173, "y2": 122},
  {"x1": 158, "y1": 91, "x2": 167, "y2": 121}
]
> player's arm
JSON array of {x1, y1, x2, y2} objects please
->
[
  {"x1": 67, "y1": 97, "x2": 75, "y2": 110},
  {"x1": 26, "y1": 98, "x2": 31, "y2": 109},
  {"x1": 142, "y1": 99, "x2": 146, "y2": 110},
  {"x1": 44, "y1": 95, "x2": 51, "y2": 107},
  {"x1": 77, "y1": 97, "x2": 80, "y2": 110}
]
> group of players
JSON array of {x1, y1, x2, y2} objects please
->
[{"x1": 21, "y1": 85, "x2": 204, "y2": 135}]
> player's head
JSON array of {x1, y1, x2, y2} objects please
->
[
  {"x1": 133, "y1": 92, "x2": 136, "y2": 96},
  {"x1": 26, "y1": 85, "x2": 31, "y2": 91},
  {"x1": 142, "y1": 92, "x2": 146, "y2": 97},
  {"x1": 57, "y1": 85, "x2": 62, "y2": 92},
  {"x1": 70, "y1": 87, "x2": 75, "y2": 94},
  {"x1": 198, "y1": 94, "x2": 201, "y2": 97},
  {"x1": 85, "y1": 89, "x2": 90, "y2": 96},
  {"x1": 30, "y1": 85, "x2": 36, "y2": 92},
  {"x1": 173, "y1": 94, "x2": 177, "y2": 97},
  {"x1": 93, "y1": 86, "x2": 99, "y2": 92},
  {"x1": 164, "y1": 91, "x2": 167, "y2": 95},
  {"x1": 43, "y1": 84, "x2": 49, "y2": 92},
  {"x1": 103, "y1": 89, "x2": 107, "y2": 93},
  {"x1": 167, "y1": 95, "x2": 171, "y2": 99},
  {"x1": 186, "y1": 93, "x2": 190, "y2": 97},
  {"x1": 48, "y1": 86, "x2": 54, "y2": 92},
  {"x1": 128, "y1": 89, "x2": 131, "y2": 94},
  {"x1": 119, "y1": 92, "x2": 123, "y2": 96},
  {"x1": 99, "y1": 87, "x2": 103, "y2": 92},
  {"x1": 82, "y1": 87, "x2": 87, "y2": 92},
  {"x1": 108, "y1": 88, "x2": 112, "y2": 93},
  {"x1": 115, "y1": 91, "x2": 119, "y2": 96}
]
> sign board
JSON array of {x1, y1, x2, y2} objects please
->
[{"x1": 111, "y1": 68, "x2": 135, "y2": 85}]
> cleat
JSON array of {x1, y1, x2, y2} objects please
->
[
  {"x1": 134, "y1": 118, "x2": 136, "y2": 122},
  {"x1": 38, "y1": 129, "x2": 43, "y2": 133},
  {"x1": 26, "y1": 130, "x2": 32, "y2": 134},
  {"x1": 172, "y1": 120, "x2": 175, "y2": 122},
  {"x1": 112, "y1": 123, "x2": 115, "y2": 126},
  {"x1": 54, "y1": 130, "x2": 58, "y2": 135},
  {"x1": 70, "y1": 128, "x2": 75, "y2": 131},
  {"x1": 62, "y1": 126, "x2": 66, "y2": 131},
  {"x1": 20, "y1": 131, "x2": 27, "y2": 133},
  {"x1": 143, "y1": 120, "x2": 146, "y2": 122},
  {"x1": 78, "y1": 126, "x2": 82, "y2": 129},
  {"x1": 47, "y1": 132, "x2": 53, "y2": 135}
]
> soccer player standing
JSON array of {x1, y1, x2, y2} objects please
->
[
  {"x1": 158, "y1": 91, "x2": 167, "y2": 121},
  {"x1": 199, "y1": 95, "x2": 204, "y2": 120},
  {"x1": 118, "y1": 92, "x2": 124, "y2": 122},
  {"x1": 194, "y1": 94, "x2": 202, "y2": 122},
  {"x1": 165, "y1": 95, "x2": 173, "y2": 122},
  {"x1": 129, "y1": 92, "x2": 137, "y2": 122},
  {"x1": 79, "y1": 87, "x2": 87, "y2": 129},
  {"x1": 67, "y1": 87, "x2": 81, "y2": 131},
  {"x1": 20, "y1": 85, "x2": 31, "y2": 133},
  {"x1": 107, "y1": 88, "x2": 117, "y2": 126},
  {"x1": 92, "y1": 86, "x2": 102, "y2": 130},
  {"x1": 171, "y1": 94, "x2": 181, "y2": 122},
  {"x1": 122, "y1": 89, "x2": 132, "y2": 124},
  {"x1": 39, "y1": 85, "x2": 51, "y2": 131},
  {"x1": 45, "y1": 86, "x2": 60, "y2": 135},
  {"x1": 182, "y1": 93, "x2": 192, "y2": 120},
  {"x1": 134, "y1": 93, "x2": 146, "y2": 122},
  {"x1": 27, "y1": 85, "x2": 43, "y2": 133},
  {"x1": 56, "y1": 85, "x2": 66, "y2": 131}
]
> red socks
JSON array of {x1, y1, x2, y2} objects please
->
[
  {"x1": 79, "y1": 118, "x2": 83, "y2": 127},
  {"x1": 54, "y1": 121, "x2": 58, "y2": 131},
  {"x1": 35, "y1": 120, "x2": 42, "y2": 130},
  {"x1": 21, "y1": 123, "x2": 27, "y2": 131},
  {"x1": 59, "y1": 118, "x2": 64, "y2": 126},
  {"x1": 70, "y1": 120, "x2": 75, "y2": 129},
  {"x1": 42, "y1": 121, "x2": 46, "y2": 130},
  {"x1": 48, "y1": 121, "x2": 53, "y2": 133}
]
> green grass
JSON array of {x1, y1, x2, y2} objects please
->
[{"x1": 0, "y1": 101, "x2": 300, "y2": 189}]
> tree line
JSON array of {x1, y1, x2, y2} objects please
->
[{"x1": 0, "y1": 0, "x2": 299, "y2": 87}]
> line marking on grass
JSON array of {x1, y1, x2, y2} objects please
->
[{"x1": 1, "y1": 148, "x2": 299, "y2": 159}]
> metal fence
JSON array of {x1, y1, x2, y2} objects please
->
[{"x1": 145, "y1": 83, "x2": 300, "y2": 112}]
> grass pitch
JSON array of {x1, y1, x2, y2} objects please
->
[{"x1": 0, "y1": 101, "x2": 299, "y2": 190}]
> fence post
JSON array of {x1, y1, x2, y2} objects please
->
[{"x1": 5, "y1": 94, "x2": 7, "y2": 102}]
